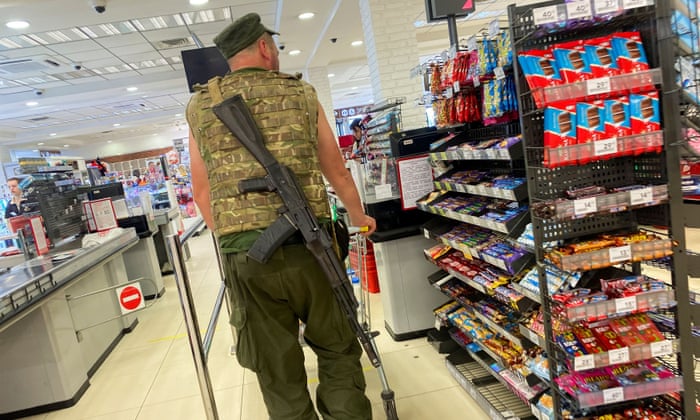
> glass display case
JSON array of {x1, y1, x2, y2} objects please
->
[{"x1": 124, "y1": 181, "x2": 172, "y2": 212}]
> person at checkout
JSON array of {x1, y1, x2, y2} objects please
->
[{"x1": 4, "y1": 177, "x2": 25, "y2": 218}]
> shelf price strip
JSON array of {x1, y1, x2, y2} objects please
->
[
  {"x1": 629, "y1": 187, "x2": 654, "y2": 206},
  {"x1": 609, "y1": 244, "x2": 632, "y2": 264},
  {"x1": 603, "y1": 387, "x2": 625, "y2": 404},
  {"x1": 534, "y1": 0, "x2": 652, "y2": 27}
]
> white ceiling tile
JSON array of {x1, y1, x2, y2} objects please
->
[
  {"x1": 82, "y1": 58, "x2": 126, "y2": 69},
  {"x1": 47, "y1": 40, "x2": 103, "y2": 55},
  {"x1": 101, "y1": 71, "x2": 142, "y2": 80},
  {"x1": 0, "y1": 46, "x2": 54, "y2": 59},
  {"x1": 110, "y1": 43, "x2": 157, "y2": 56},
  {"x1": 68, "y1": 76, "x2": 109, "y2": 84},
  {"x1": 141, "y1": 27, "x2": 192, "y2": 43},
  {"x1": 65, "y1": 48, "x2": 115, "y2": 62},
  {"x1": 137, "y1": 67, "x2": 176, "y2": 75},
  {"x1": 97, "y1": 33, "x2": 147, "y2": 48}
]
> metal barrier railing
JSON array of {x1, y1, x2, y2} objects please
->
[{"x1": 165, "y1": 217, "x2": 224, "y2": 420}]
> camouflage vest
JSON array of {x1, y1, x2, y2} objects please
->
[{"x1": 186, "y1": 69, "x2": 330, "y2": 237}]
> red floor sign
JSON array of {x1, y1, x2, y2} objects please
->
[{"x1": 116, "y1": 284, "x2": 145, "y2": 314}]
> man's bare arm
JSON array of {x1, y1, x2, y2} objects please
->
[{"x1": 188, "y1": 130, "x2": 216, "y2": 231}]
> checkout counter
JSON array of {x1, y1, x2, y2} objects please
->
[{"x1": 0, "y1": 228, "x2": 140, "y2": 419}]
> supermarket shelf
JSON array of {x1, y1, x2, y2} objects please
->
[
  {"x1": 548, "y1": 239, "x2": 673, "y2": 272},
  {"x1": 417, "y1": 200, "x2": 530, "y2": 235},
  {"x1": 433, "y1": 178, "x2": 529, "y2": 203},
  {"x1": 519, "y1": 324, "x2": 547, "y2": 349},
  {"x1": 569, "y1": 339, "x2": 679, "y2": 372},
  {"x1": 535, "y1": 131, "x2": 664, "y2": 169},
  {"x1": 511, "y1": 282, "x2": 542, "y2": 305},
  {"x1": 439, "y1": 236, "x2": 534, "y2": 276},
  {"x1": 470, "y1": 309, "x2": 528, "y2": 349},
  {"x1": 446, "y1": 352, "x2": 537, "y2": 420},
  {"x1": 430, "y1": 138, "x2": 524, "y2": 162},
  {"x1": 568, "y1": 376, "x2": 683, "y2": 409},
  {"x1": 534, "y1": 185, "x2": 668, "y2": 221},
  {"x1": 531, "y1": 68, "x2": 661, "y2": 108},
  {"x1": 556, "y1": 289, "x2": 676, "y2": 323}
]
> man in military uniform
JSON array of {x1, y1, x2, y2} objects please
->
[{"x1": 187, "y1": 12, "x2": 376, "y2": 420}]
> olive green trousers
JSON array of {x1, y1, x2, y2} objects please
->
[{"x1": 223, "y1": 244, "x2": 372, "y2": 420}]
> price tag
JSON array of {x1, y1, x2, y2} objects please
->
[
  {"x1": 566, "y1": 0, "x2": 592, "y2": 19},
  {"x1": 622, "y1": 0, "x2": 648, "y2": 9},
  {"x1": 603, "y1": 387, "x2": 625, "y2": 404},
  {"x1": 435, "y1": 316, "x2": 442, "y2": 330},
  {"x1": 615, "y1": 296, "x2": 638, "y2": 313},
  {"x1": 609, "y1": 244, "x2": 632, "y2": 263},
  {"x1": 477, "y1": 184, "x2": 488, "y2": 195},
  {"x1": 586, "y1": 76, "x2": 611, "y2": 95},
  {"x1": 594, "y1": 0, "x2": 619, "y2": 14},
  {"x1": 375, "y1": 184, "x2": 393, "y2": 200},
  {"x1": 527, "y1": 328, "x2": 541, "y2": 345},
  {"x1": 574, "y1": 354, "x2": 595, "y2": 371},
  {"x1": 630, "y1": 187, "x2": 654, "y2": 206},
  {"x1": 594, "y1": 137, "x2": 618, "y2": 156},
  {"x1": 467, "y1": 36, "x2": 477, "y2": 51},
  {"x1": 453, "y1": 81, "x2": 460, "y2": 92},
  {"x1": 533, "y1": 5, "x2": 560, "y2": 25},
  {"x1": 608, "y1": 347, "x2": 630, "y2": 364},
  {"x1": 424, "y1": 228, "x2": 431, "y2": 240},
  {"x1": 445, "y1": 86, "x2": 453, "y2": 99},
  {"x1": 574, "y1": 196, "x2": 598, "y2": 216},
  {"x1": 494, "y1": 66, "x2": 506, "y2": 80},
  {"x1": 497, "y1": 149, "x2": 510, "y2": 159},
  {"x1": 650, "y1": 340, "x2": 673, "y2": 357}
]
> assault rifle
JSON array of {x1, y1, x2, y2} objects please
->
[{"x1": 213, "y1": 95, "x2": 398, "y2": 420}]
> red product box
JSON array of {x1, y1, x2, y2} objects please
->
[
  {"x1": 591, "y1": 322, "x2": 626, "y2": 350},
  {"x1": 603, "y1": 96, "x2": 631, "y2": 142},
  {"x1": 583, "y1": 35, "x2": 620, "y2": 78},
  {"x1": 544, "y1": 102, "x2": 577, "y2": 167},
  {"x1": 576, "y1": 100, "x2": 607, "y2": 165},
  {"x1": 552, "y1": 39, "x2": 593, "y2": 84},
  {"x1": 607, "y1": 317, "x2": 646, "y2": 347},
  {"x1": 572, "y1": 326, "x2": 607, "y2": 354},
  {"x1": 627, "y1": 313, "x2": 665, "y2": 343}
]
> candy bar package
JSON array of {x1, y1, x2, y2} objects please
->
[
  {"x1": 576, "y1": 101, "x2": 607, "y2": 164},
  {"x1": 671, "y1": 9, "x2": 700, "y2": 55},
  {"x1": 603, "y1": 96, "x2": 631, "y2": 141},
  {"x1": 573, "y1": 326, "x2": 607, "y2": 354},
  {"x1": 611, "y1": 32, "x2": 649, "y2": 73},
  {"x1": 627, "y1": 313, "x2": 666, "y2": 343},
  {"x1": 544, "y1": 103, "x2": 577, "y2": 167},
  {"x1": 608, "y1": 317, "x2": 646, "y2": 347},
  {"x1": 583, "y1": 36, "x2": 620, "y2": 78},
  {"x1": 608, "y1": 362, "x2": 660, "y2": 386},
  {"x1": 553, "y1": 40, "x2": 593, "y2": 83},
  {"x1": 591, "y1": 321, "x2": 626, "y2": 350},
  {"x1": 629, "y1": 91, "x2": 661, "y2": 133},
  {"x1": 572, "y1": 370, "x2": 621, "y2": 392},
  {"x1": 517, "y1": 49, "x2": 562, "y2": 107},
  {"x1": 556, "y1": 330, "x2": 588, "y2": 357}
]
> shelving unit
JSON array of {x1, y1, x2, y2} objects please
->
[{"x1": 508, "y1": 1, "x2": 693, "y2": 418}]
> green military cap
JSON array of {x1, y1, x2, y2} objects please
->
[{"x1": 214, "y1": 12, "x2": 278, "y2": 59}]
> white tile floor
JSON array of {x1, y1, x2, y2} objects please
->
[
  {"x1": 17, "y1": 225, "x2": 700, "y2": 420},
  {"x1": 18, "y1": 229, "x2": 491, "y2": 420}
]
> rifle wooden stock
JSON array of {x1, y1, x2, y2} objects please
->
[{"x1": 212, "y1": 95, "x2": 381, "y2": 368}]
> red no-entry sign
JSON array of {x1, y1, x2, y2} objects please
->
[{"x1": 116, "y1": 284, "x2": 145, "y2": 314}]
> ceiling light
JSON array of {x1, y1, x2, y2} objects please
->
[
  {"x1": 32, "y1": 149, "x2": 39, "y2": 153},
  {"x1": 113, "y1": 123, "x2": 121, "y2": 127},
  {"x1": 63, "y1": 145, "x2": 70, "y2": 148},
  {"x1": 175, "y1": 113, "x2": 182, "y2": 117},
  {"x1": 189, "y1": 0, "x2": 208, "y2": 5},
  {"x1": 126, "y1": 86, "x2": 138, "y2": 92},
  {"x1": 26, "y1": 101, "x2": 38, "y2": 106},
  {"x1": 288, "y1": 49, "x2": 301, "y2": 56},
  {"x1": 6, "y1": 20, "x2": 29, "y2": 30},
  {"x1": 351, "y1": 40, "x2": 363, "y2": 47},
  {"x1": 107, "y1": 140, "x2": 113, "y2": 143},
  {"x1": 352, "y1": 86, "x2": 358, "y2": 90},
  {"x1": 49, "y1": 133, "x2": 57, "y2": 136},
  {"x1": 298, "y1": 12, "x2": 315, "y2": 20},
  {"x1": 328, "y1": 73, "x2": 335, "y2": 78},
  {"x1": 37, "y1": 142, "x2": 45, "y2": 146}
]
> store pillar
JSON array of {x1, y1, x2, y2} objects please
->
[
  {"x1": 306, "y1": 66, "x2": 338, "y2": 136},
  {"x1": 359, "y1": 0, "x2": 426, "y2": 129}
]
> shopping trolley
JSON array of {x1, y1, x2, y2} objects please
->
[{"x1": 349, "y1": 228, "x2": 398, "y2": 420}]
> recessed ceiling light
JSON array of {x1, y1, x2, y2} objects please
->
[
  {"x1": 32, "y1": 149, "x2": 39, "y2": 153},
  {"x1": 37, "y1": 142, "x2": 45, "y2": 146},
  {"x1": 288, "y1": 49, "x2": 301, "y2": 56},
  {"x1": 298, "y1": 12, "x2": 315, "y2": 20},
  {"x1": 126, "y1": 86, "x2": 138, "y2": 92},
  {"x1": 189, "y1": 0, "x2": 208, "y2": 5},
  {"x1": 351, "y1": 40, "x2": 363, "y2": 47},
  {"x1": 113, "y1": 123, "x2": 121, "y2": 127},
  {"x1": 49, "y1": 133, "x2": 57, "y2": 137},
  {"x1": 352, "y1": 86, "x2": 358, "y2": 90},
  {"x1": 26, "y1": 101, "x2": 38, "y2": 106},
  {"x1": 6, "y1": 20, "x2": 29, "y2": 30},
  {"x1": 107, "y1": 140, "x2": 113, "y2": 143},
  {"x1": 63, "y1": 145, "x2": 70, "y2": 148},
  {"x1": 175, "y1": 113, "x2": 182, "y2": 117},
  {"x1": 328, "y1": 73, "x2": 335, "y2": 78}
]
